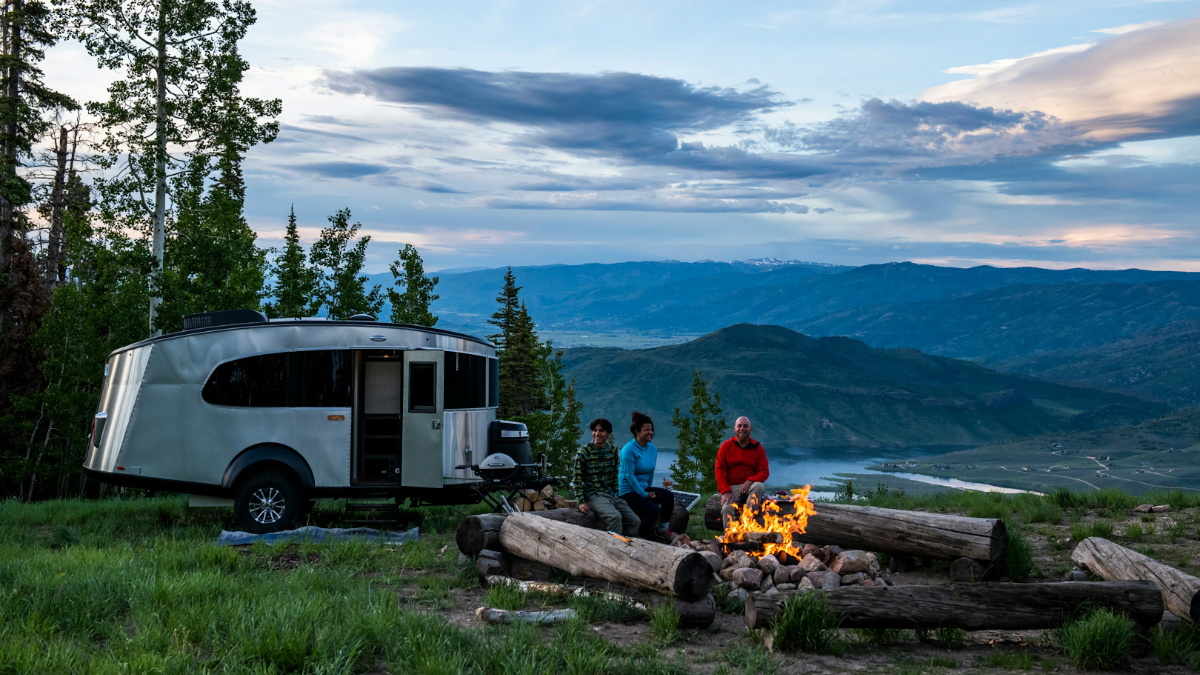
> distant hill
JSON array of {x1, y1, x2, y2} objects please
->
[
  {"x1": 797, "y1": 281, "x2": 1200, "y2": 363},
  {"x1": 999, "y1": 320, "x2": 1200, "y2": 406},
  {"x1": 561, "y1": 324, "x2": 1170, "y2": 450},
  {"x1": 365, "y1": 260, "x2": 1200, "y2": 336}
]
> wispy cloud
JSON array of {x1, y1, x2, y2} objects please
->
[{"x1": 1092, "y1": 21, "x2": 1165, "y2": 35}]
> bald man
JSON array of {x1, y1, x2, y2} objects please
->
[{"x1": 715, "y1": 416, "x2": 770, "y2": 531}]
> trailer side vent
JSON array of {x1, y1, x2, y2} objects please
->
[{"x1": 182, "y1": 309, "x2": 268, "y2": 331}]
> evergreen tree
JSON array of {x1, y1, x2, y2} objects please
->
[
  {"x1": 387, "y1": 243, "x2": 438, "y2": 326},
  {"x1": 486, "y1": 267, "x2": 520, "y2": 349},
  {"x1": 309, "y1": 208, "x2": 382, "y2": 319},
  {"x1": 61, "y1": 0, "x2": 280, "y2": 331},
  {"x1": 263, "y1": 206, "x2": 316, "y2": 318},
  {"x1": 669, "y1": 369, "x2": 727, "y2": 495},
  {"x1": 521, "y1": 348, "x2": 583, "y2": 478}
]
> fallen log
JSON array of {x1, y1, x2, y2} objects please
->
[
  {"x1": 456, "y1": 509, "x2": 607, "y2": 557},
  {"x1": 499, "y1": 513, "x2": 713, "y2": 601},
  {"x1": 1072, "y1": 536, "x2": 1200, "y2": 622},
  {"x1": 705, "y1": 500, "x2": 1007, "y2": 561},
  {"x1": 646, "y1": 593, "x2": 717, "y2": 628},
  {"x1": 745, "y1": 581, "x2": 1163, "y2": 631},
  {"x1": 475, "y1": 548, "x2": 553, "y2": 581},
  {"x1": 476, "y1": 607, "x2": 578, "y2": 624}
]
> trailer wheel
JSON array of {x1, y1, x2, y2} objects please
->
[{"x1": 234, "y1": 471, "x2": 303, "y2": 533}]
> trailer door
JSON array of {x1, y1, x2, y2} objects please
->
[
  {"x1": 354, "y1": 351, "x2": 403, "y2": 485},
  {"x1": 402, "y1": 350, "x2": 443, "y2": 488}
]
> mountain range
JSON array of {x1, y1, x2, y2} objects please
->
[{"x1": 561, "y1": 324, "x2": 1169, "y2": 451}]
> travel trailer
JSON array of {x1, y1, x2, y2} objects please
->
[{"x1": 83, "y1": 309, "x2": 548, "y2": 532}]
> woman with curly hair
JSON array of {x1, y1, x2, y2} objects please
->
[{"x1": 618, "y1": 411, "x2": 675, "y2": 542}]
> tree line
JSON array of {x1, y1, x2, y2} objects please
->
[{"x1": 0, "y1": 0, "x2": 728, "y2": 502}]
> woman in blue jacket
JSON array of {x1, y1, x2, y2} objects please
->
[{"x1": 618, "y1": 411, "x2": 675, "y2": 541}]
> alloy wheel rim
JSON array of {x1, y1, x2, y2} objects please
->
[{"x1": 249, "y1": 486, "x2": 285, "y2": 524}]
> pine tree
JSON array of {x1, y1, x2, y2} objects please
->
[
  {"x1": 61, "y1": 0, "x2": 280, "y2": 331},
  {"x1": 669, "y1": 369, "x2": 727, "y2": 495},
  {"x1": 521, "y1": 348, "x2": 583, "y2": 478},
  {"x1": 264, "y1": 206, "x2": 316, "y2": 318},
  {"x1": 309, "y1": 208, "x2": 382, "y2": 320},
  {"x1": 486, "y1": 267, "x2": 520, "y2": 349},
  {"x1": 388, "y1": 243, "x2": 438, "y2": 326}
]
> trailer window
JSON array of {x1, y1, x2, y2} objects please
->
[
  {"x1": 409, "y1": 362, "x2": 436, "y2": 413},
  {"x1": 488, "y1": 357, "x2": 499, "y2": 407},
  {"x1": 293, "y1": 350, "x2": 352, "y2": 407},
  {"x1": 202, "y1": 353, "x2": 289, "y2": 407},
  {"x1": 444, "y1": 352, "x2": 487, "y2": 409}
]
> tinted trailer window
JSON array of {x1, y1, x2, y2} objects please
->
[{"x1": 202, "y1": 350, "x2": 352, "y2": 407}]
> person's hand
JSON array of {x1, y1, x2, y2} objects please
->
[
  {"x1": 740, "y1": 480, "x2": 753, "y2": 494},
  {"x1": 720, "y1": 492, "x2": 733, "y2": 507},
  {"x1": 579, "y1": 503, "x2": 591, "y2": 515},
  {"x1": 647, "y1": 490, "x2": 657, "y2": 499}
]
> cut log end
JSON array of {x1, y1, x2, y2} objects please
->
[{"x1": 672, "y1": 552, "x2": 714, "y2": 600}]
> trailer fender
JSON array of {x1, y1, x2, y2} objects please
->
[{"x1": 222, "y1": 444, "x2": 315, "y2": 491}]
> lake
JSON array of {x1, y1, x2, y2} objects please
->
[{"x1": 653, "y1": 445, "x2": 1037, "y2": 497}]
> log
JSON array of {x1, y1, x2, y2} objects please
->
[
  {"x1": 474, "y1": 548, "x2": 553, "y2": 581},
  {"x1": 704, "y1": 494, "x2": 723, "y2": 531},
  {"x1": 744, "y1": 581, "x2": 1163, "y2": 631},
  {"x1": 476, "y1": 607, "x2": 578, "y2": 624},
  {"x1": 669, "y1": 502, "x2": 690, "y2": 535},
  {"x1": 646, "y1": 593, "x2": 717, "y2": 628},
  {"x1": 705, "y1": 499, "x2": 1007, "y2": 561},
  {"x1": 499, "y1": 513, "x2": 713, "y2": 601},
  {"x1": 456, "y1": 509, "x2": 608, "y2": 557},
  {"x1": 1072, "y1": 536, "x2": 1200, "y2": 622}
]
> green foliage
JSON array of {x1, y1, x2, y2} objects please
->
[
  {"x1": 649, "y1": 603, "x2": 681, "y2": 644},
  {"x1": 566, "y1": 592, "x2": 644, "y2": 624},
  {"x1": 668, "y1": 369, "x2": 726, "y2": 495},
  {"x1": 309, "y1": 208, "x2": 383, "y2": 319},
  {"x1": 772, "y1": 591, "x2": 845, "y2": 655},
  {"x1": 1090, "y1": 521, "x2": 1115, "y2": 539},
  {"x1": 484, "y1": 582, "x2": 527, "y2": 611},
  {"x1": 1125, "y1": 523, "x2": 1144, "y2": 542},
  {"x1": 982, "y1": 648, "x2": 1034, "y2": 670},
  {"x1": 489, "y1": 269, "x2": 547, "y2": 419},
  {"x1": 1151, "y1": 621, "x2": 1200, "y2": 664},
  {"x1": 1055, "y1": 608, "x2": 1135, "y2": 670},
  {"x1": 1001, "y1": 527, "x2": 1036, "y2": 581},
  {"x1": 935, "y1": 626, "x2": 967, "y2": 650},
  {"x1": 387, "y1": 243, "x2": 439, "y2": 326},
  {"x1": 521, "y1": 348, "x2": 584, "y2": 479},
  {"x1": 928, "y1": 655, "x2": 958, "y2": 668},
  {"x1": 263, "y1": 206, "x2": 317, "y2": 318}
]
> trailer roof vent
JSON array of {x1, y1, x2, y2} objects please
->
[
  {"x1": 182, "y1": 309, "x2": 268, "y2": 331},
  {"x1": 344, "y1": 314, "x2": 377, "y2": 322}
]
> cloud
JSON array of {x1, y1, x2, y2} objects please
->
[
  {"x1": 289, "y1": 161, "x2": 391, "y2": 179},
  {"x1": 473, "y1": 194, "x2": 813, "y2": 214},
  {"x1": 922, "y1": 19, "x2": 1200, "y2": 142},
  {"x1": 279, "y1": 124, "x2": 370, "y2": 143},
  {"x1": 1092, "y1": 21, "x2": 1164, "y2": 35},
  {"x1": 300, "y1": 114, "x2": 374, "y2": 127}
]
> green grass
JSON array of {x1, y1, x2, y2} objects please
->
[
  {"x1": 1151, "y1": 622, "x2": 1200, "y2": 665},
  {"x1": 934, "y1": 626, "x2": 967, "y2": 650},
  {"x1": 1125, "y1": 523, "x2": 1145, "y2": 541},
  {"x1": 1055, "y1": 608, "x2": 1136, "y2": 670},
  {"x1": 982, "y1": 648, "x2": 1034, "y2": 670},
  {"x1": 485, "y1": 581, "x2": 528, "y2": 611},
  {"x1": 771, "y1": 591, "x2": 845, "y2": 655},
  {"x1": 1001, "y1": 527, "x2": 1037, "y2": 581},
  {"x1": 0, "y1": 496, "x2": 690, "y2": 674},
  {"x1": 649, "y1": 603, "x2": 682, "y2": 645}
]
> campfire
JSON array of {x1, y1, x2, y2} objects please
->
[{"x1": 721, "y1": 486, "x2": 817, "y2": 563}]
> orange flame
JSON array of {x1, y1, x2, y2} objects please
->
[{"x1": 721, "y1": 486, "x2": 818, "y2": 559}]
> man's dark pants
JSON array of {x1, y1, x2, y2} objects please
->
[{"x1": 620, "y1": 488, "x2": 675, "y2": 538}]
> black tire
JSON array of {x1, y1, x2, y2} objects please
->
[{"x1": 234, "y1": 471, "x2": 303, "y2": 534}]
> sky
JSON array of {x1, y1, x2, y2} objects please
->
[{"x1": 44, "y1": 1, "x2": 1200, "y2": 273}]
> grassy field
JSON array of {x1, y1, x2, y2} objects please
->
[
  {"x1": 7, "y1": 489, "x2": 1200, "y2": 673},
  {"x1": 866, "y1": 410, "x2": 1200, "y2": 496}
]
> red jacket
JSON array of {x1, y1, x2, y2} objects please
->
[{"x1": 715, "y1": 437, "x2": 769, "y2": 494}]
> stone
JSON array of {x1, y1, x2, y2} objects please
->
[
  {"x1": 1134, "y1": 504, "x2": 1153, "y2": 514},
  {"x1": 1153, "y1": 505, "x2": 1172, "y2": 513},
  {"x1": 950, "y1": 557, "x2": 988, "y2": 583},
  {"x1": 713, "y1": 581, "x2": 732, "y2": 598},
  {"x1": 808, "y1": 570, "x2": 842, "y2": 590},
  {"x1": 823, "y1": 545, "x2": 843, "y2": 560},
  {"x1": 860, "y1": 579, "x2": 876, "y2": 587},
  {"x1": 797, "y1": 577, "x2": 814, "y2": 590},
  {"x1": 789, "y1": 566, "x2": 810, "y2": 583},
  {"x1": 722, "y1": 550, "x2": 754, "y2": 571},
  {"x1": 830, "y1": 550, "x2": 871, "y2": 574},
  {"x1": 776, "y1": 583, "x2": 797, "y2": 591},
  {"x1": 760, "y1": 574, "x2": 775, "y2": 593},
  {"x1": 1064, "y1": 570, "x2": 1089, "y2": 582},
  {"x1": 798, "y1": 555, "x2": 828, "y2": 574},
  {"x1": 775, "y1": 564, "x2": 798, "y2": 586},
  {"x1": 842, "y1": 572, "x2": 868, "y2": 585},
  {"x1": 757, "y1": 554, "x2": 780, "y2": 576},
  {"x1": 765, "y1": 585, "x2": 780, "y2": 595},
  {"x1": 700, "y1": 551, "x2": 724, "y2": 575},
  {"x1": 802, "y1": 543, "x2": 821, "y2": 561},
  {"x1": 732, "y1": 567, "x2": 764, "y2": 590},
  {"x1": 727, "y1": 587, "x2": 750, "y2": 604}
]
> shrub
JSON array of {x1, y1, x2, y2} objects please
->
[
  {"x1": 1090, "y1": 521, "x2": 1115, "y2": 539},
  {"x1": 1070, "y1": 523, "x2": 1090, "y2": 542},
  {"x1": 935, "y1": 626, "x2": 967, "y2": 650},
  {"x1": 1151, "y1": 622, "x2": 1200, "y2": 664},
  {"x1": 649, "y1": 603, "x2": 681, "y2": 644},
  {"x1": 1050, "y1": 487, "x2": 1081, "y2": 509},
  {"x1": 1125, "y1": 523, "x2": 1144, "y2": 542},
  {"x1": 1001, "y1": 527, "x2": 1036, "y2": 582},
  {"x1": 772, "y1": 592, "x2": 845, "y2": 655},
  {"x1": 1055, "y1": 608, "x2": 1135, "y2": 670}
]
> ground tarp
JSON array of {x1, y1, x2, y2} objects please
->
[{"x1": 216, "y1": 525, "x2": 419, "y2": 546}]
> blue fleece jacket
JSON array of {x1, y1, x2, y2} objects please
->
[{"x1": 618, "y1": 439, "x2": 657, "y2": 498}]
